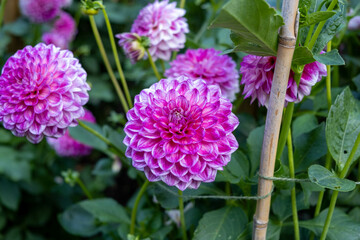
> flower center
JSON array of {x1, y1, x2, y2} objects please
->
[{"x1": 170, "y1": 109, "x2": 184, "y2": 123}]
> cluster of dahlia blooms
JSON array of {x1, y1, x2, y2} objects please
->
[
  {"x1": 165, "y1": 48, "x2": 240, "y2": 102},
  {"x1": 240, "y1": 55, "x2": 327, "y2": 107},
  {"x1": 0, "y1": 43, "x2": 90, "y2": 144},
  {"x1": 20, "y1": 0, "x2": 62, "y2": 23},
  {"x1": 47, "y1": 109, "x2": 95, "y2": 157},
  {"x1": 42, "y1": 12, "x2": 77, "y2": 49},
  {"x1": 123, "y1": 76, "x2": 239, "y2": 190},
  {"x1": 118, "y1": 0, "x2": 189, "y2": 62}
]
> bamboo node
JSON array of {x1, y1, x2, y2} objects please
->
[
  {"x1": 278, "y1": 36, "x2": 296, "y2": 48},
  {"x1": 253, "y1": 216, "x2": 268, "y2": 229}
]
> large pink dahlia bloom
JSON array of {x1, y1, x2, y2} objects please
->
[
  {"x1": 0, "y1": 43, "x2": 90, "y2": 144},
  {"x1": 131, "y1": 0, "x2": 189, "y2": 61},
  {"x1": 240, "y1": 55, "x2": 327, "y2": 107},
  {"x1": 165, "y1": 48, "x2": 240, "y2": 102},
  {"x1": 123, "y1": 76, "x2": 239, "y2": 190},
  {"x1": 47, "y1": 109, "x2": 95, "y2": 157},
  {"x1": 19, "y1": 0, "x2": 61, "y2": 23}
]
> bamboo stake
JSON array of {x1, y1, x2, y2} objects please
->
[{"x1": 252, "y1": 1, "x2": 299, "y2": 239}]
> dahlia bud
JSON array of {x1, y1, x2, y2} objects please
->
[
  {"x1": 123, "y1": 76, "x2": 239, "y2": 191},
  {"x1": 0, "y1": 43, "x2": 91, "y2": 144},
  {"x1": 115, "y1": 33, "x2": 150, "y2": 64},
  {"x1": 80, "y1": 0, "x2": 103, "y2": 16}
]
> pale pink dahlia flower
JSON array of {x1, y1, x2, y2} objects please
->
[
  {"x1": 115, "y1": 33, "x2": 148, "y2": 64},
  {"x1": 60, "y1": 0, "x2": 73, "y2": 8},
  {"x1": 131, "y1": 0, "x2": 189, "y2": 61},
  {"x1": 47, "y1": 109, "x2": 95, "y2": 157},
  {"x1": 20, "y1": 0, "x2": 61, "y2": 23},
  {"x1": 165, "y1": 48, "x2": 240, "y2": 102},
  {"x1": 42, "y1": 12, "x2": 77, "y2": 49},
  {"x1": 0, "y1": 43, "x2": 90, "y2": 144},
  {"x1": 240, "y1": 55, "x2": 327, "y2": 107},
  {"x1": 123, "y1": 76, "x2": 239, "y2": 190},
  {"x1": 348, "y1": 16, "x2": 360, "y2": 31}
]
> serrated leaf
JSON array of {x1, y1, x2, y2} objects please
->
[
  {"x1": 292, "y1": 46, "x2": 316, "y2": 65},
  {"x1": 210, "y1": 0, "x2": 284, "y2": 56},
  {"x1": 300, "y1": 208, "x2": 360, "y2": 240},
  {"x1": 326, "y1": 87, "x2": 360, "y2": 171},
  {"x1": 312, "y1": 4, "x2": 346, "y2": 54},
  {"x1": 313, "y1": 49, "x2": 345, "y2": 65},
  {"x1": 308, "y1": 164, "x2": 356, "y2": 192},
  {"x1": 193, "y1": 207, "x2": 247, "y2": 240},
  {"x1": 300, "y1": 11, "x2": 336, "y2": 27},
  {"x1": 79, "y1": 198, "x2": 130, "y2": 224}
]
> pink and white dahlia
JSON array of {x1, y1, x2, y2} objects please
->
[
  {"x1": 0, "y1": 43, "x2": 90, "y2": 144},
  {"x1": 115, "y1": 33, "x2": 148, "y2": 64},
  {"x1": 131, "y1": 0, "x2": 189, "y2": 61},
  {"x1": 348, "y1": 16, "x2": 360, "y2": 31},
  {"x1": 19, "y1": 0, "x2": 61, "y2": 23},
  {"x1": 47, "y1": 109, "x2": 95, "y2": 157},
  {"x1": 42, "y1": 12, "x2": 77, "y2": 49},
  {"x1": 60, "y1": 0, "x2": 73, "y2": 8},
  {"x1": 123, "y1": 76, "x2": 239, "y2": 190},
  {"x1": 240, "y1": 55, "x2": 327, "y2": 107},
  {"x1": 165, "y1": 48, "x2": 240, "y2": 102}
]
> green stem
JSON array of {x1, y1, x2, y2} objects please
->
[
  {"x1": 304, "y1": 0, "x2": 327, "y2": 46},
  {"x1": 178, "y1": 190, "x2": 188, "y2": 240},
  {"x1": 160, "y1": 60, "x2": 166, "y2": 74},
  {"x1": 76, "y1": 178, "x2": 93, "y2": 199},
  {"x1": 180, "y1": 0, "x2": 186, "y2": 9},
  {"x1": 287, "y1": 130, "x2": 300, "y2": 240},
  {"x1": 130, "y1": 180, "x2": 150, "y2": 234},
  {"x1": 146, "y1": 48, "x2": 161, "y2": 80},
  {"x1": 88, "y1": 15, "x2": 129, "y2": 112},
  {"x1": 326, "y1": 41, "x2": 332, "y2": 109},
  {"x1": 0, "y1": 0, "x2": 7, "y2": 27},
  {"x1": 307, "y1": 0, "x2": 338, "y2": 49},
  {"x1": 276, "y1": 102, "x2": 295, "y2": 160},
  {"x1": 102, "y1": 8, "x2": 133, "y2": 108},
  {"x1": 320, "y1": 132, "x2": 360, "y2": 240}
]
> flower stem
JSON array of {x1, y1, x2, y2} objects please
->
[
  {"x1": 88, "y1": 15, "x2": 129, "y2": 112},
  {"x1": 146, "y1": 48, "x2": 161, "y2": 80},
  {"x1": 320, "y1": 132, "x2": 360, "y2": 240},
  {"x1": 130, "y1": 180, "x2": 150, "y2": 235},
  {"x1": 76, "y1": 178, "x2": 93, "y2": 199},
  {"x1": 307, "y1": 0, "x2": 338, "y2": 50},
  {"x1": 101, "y1": 8, "x2": 133, "y2": 108},
  {"x1": 287, "y1": 130, "x2": 300, "y2": 240},
  {"x1": 178, "y1": 190, "x2": 188, "y2": 240},
  {"x1": 180, "y1": 0, "x2": 186, "y2": 9},
  {"x1": 326, "y1": 41, "x2": 332, "y2": 109},
  {"x1": 0, "y1": 0, "x2": 7, "y2": 28},
  {"x1": 276, "y1": 102, "x2": 295, "y2": 160}
]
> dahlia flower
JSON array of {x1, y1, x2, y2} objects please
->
[
  {"x1": 0, "y1": 43, "x2": 90, "y2": 144},
  {"x1": 60, "y1": 0, "x2": 73, "y2": 8},
  {"x1": 47, "y1": 109, "x2": 95, "y2": 157},
  {"x1": 123, "y1": 76, "x2": 239, "y2": 191},
  {"x1": 240, "y1": 55, "x2": 327, "y2": 107},
  {"x1": 19, "y1": 0, "x2": 61, "y2": 23},
  {"x1": 165, "y1": 48, "x2": 240, "y2": 101},
  {"x1": 131, "y1": 0, "x2": 189, "y2": 61},
  {"x1": 348, "y1": 16, "x2": 360, "y2": 31},
  {"x1": 115, "y1": 33, "x2": 149, "y2": 64},
  {"x1": 42, "y1": 12, "x2": 77, "y2": 49}
]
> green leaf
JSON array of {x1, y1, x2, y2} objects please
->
[
  {"x1": 0, "y1": 129, "x2": 12, "y2": 143},
  {"x1": 58, "y1": 204, "x2": 101, "y2": 237},
  {"x1": 68, "y1": 122, "x2": 107, "y2": 151},
  {"x1": 193, "y1": 207, "x2": 247, "y2": 240},
  {"x1": 0, "y1": 179, "x2": 21, "y2": 210},
  {"x1": 247, "y1": 125, "x2": 265, "y2": 177},
  {"x1": 79, "y1": 198, "x2": 130, "y2": 224},
  {"x1": 326, "y1": 87, "x2": 360, "y2": 171},
  {"x1": 210, "y1": 0, "x2": 284, "y2": 56},
  {"x1": 294, "y1": 123, "x2": 327, "y2": 173},
  {"x1": 292, "y1": 114, "x2": 318, "y2": 139},
  {"x1": 0, "y1": 147, "x2": 31, "y2": 182},
  {"x1": 313, "y1": 49, "x2": 345, "y2": 65},
  {"x1": 300, "y1": 11, "x2": 336, "y2": 27},
  {"x1": 312, "y1": 5, "x2": 346, "y2": 54},
  {"x1": 216, "y1": 150, "x2": 249, "y2": 183},
  {"x1": 300, "y1": 208, "x2": 360, "y2": 240},
  {"x1": 292, "y1": 46, "x2": 315, "y2": 65},
  {"x1": 308, "y1": 164, "x2": 356, "y2": 192}
]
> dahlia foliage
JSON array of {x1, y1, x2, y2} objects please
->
[
  {"x1": 47, "y1": 109, "x2": 95, "y2": 157},
  {"x1": 130, "y1": 0, "x2": 189, "y2": 61},
  {"x1": 0, "y1": 43, "x2": 90, "y2": 144},
  {"x1": 123, "y1": 76, "x2": 239, "y2": 190},
  {"x1": 240, "y1": 55, "x2": 327, "y2": 107},
  {"x1": 165, "y1": 48, "x2": 240, "y2": 101}
]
